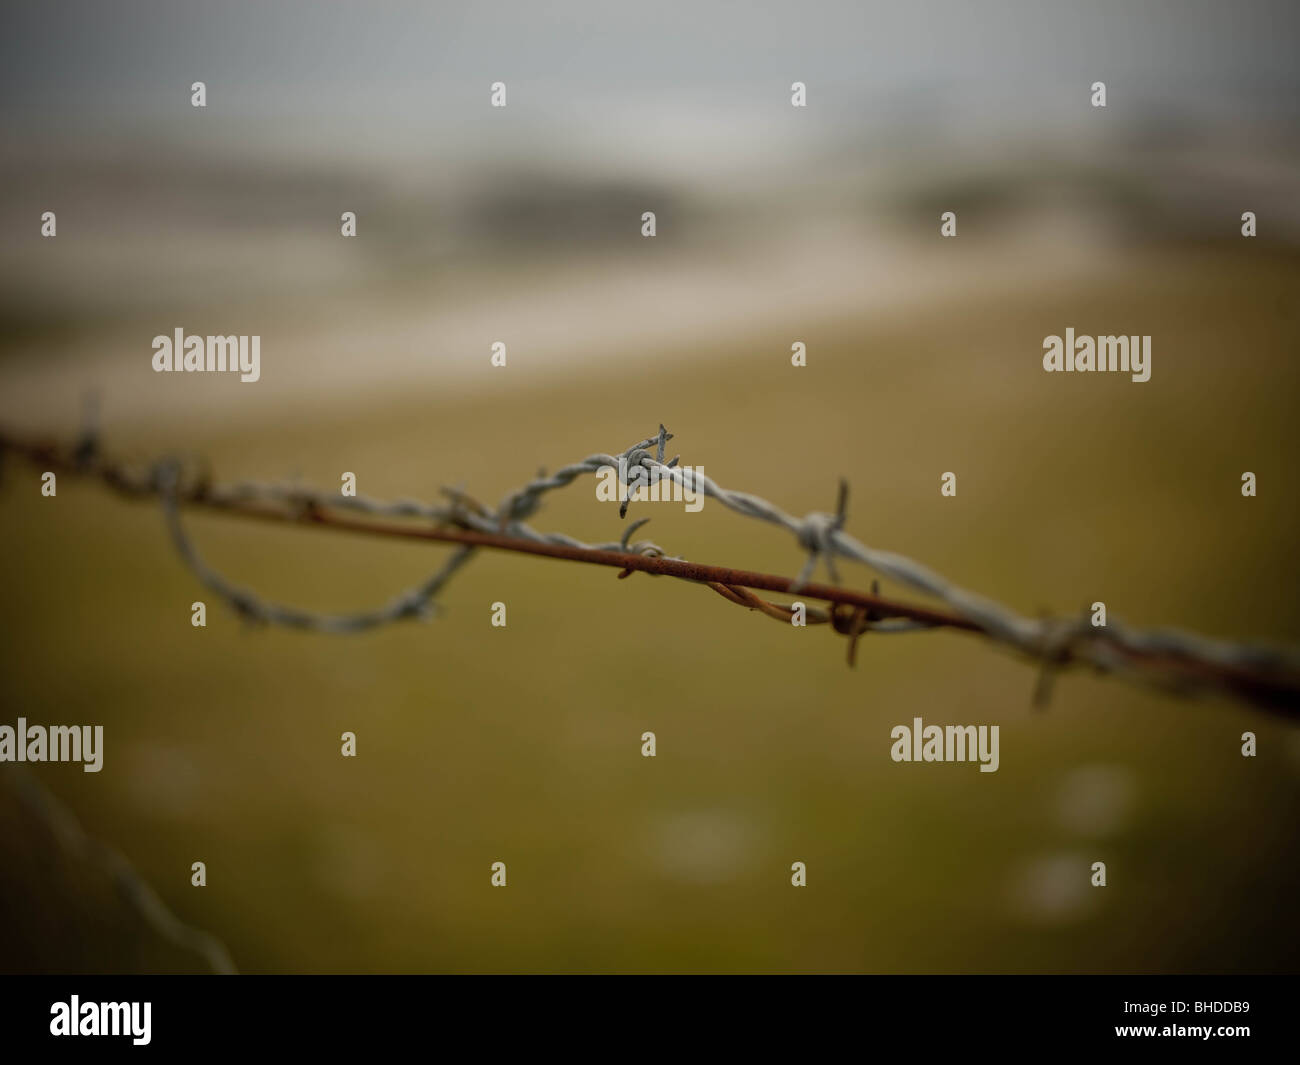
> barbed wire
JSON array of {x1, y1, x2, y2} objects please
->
[
  {"x1": 2, "y1": 422, "x2": 1299, "y2": 717},
  {"x1": 1, "y1": 765, "x2": 237, "y2": 974}
]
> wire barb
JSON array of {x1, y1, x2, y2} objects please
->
[{"x1": 2, "y1": 422, "x2": 1299, "y2": 718}]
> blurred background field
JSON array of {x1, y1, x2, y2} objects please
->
[{"x1": 1, "y1": 1, "x2": 1298, "y2": 972}]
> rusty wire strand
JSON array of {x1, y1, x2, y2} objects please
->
[{"x1": 2, "y1": 425, "x2": 1299, "y2": 718}]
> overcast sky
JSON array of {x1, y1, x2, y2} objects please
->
[{"x1": 3, "y1": 0, "x2": 1297, "y2": 172}]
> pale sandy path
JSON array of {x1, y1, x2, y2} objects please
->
[{"x1": 0, "y1": 218, "x2": 1115, "y2": 437}]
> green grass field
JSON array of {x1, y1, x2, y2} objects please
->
[{"x1": 2, "y1": 245, "x2": 1298, "y2": 972}]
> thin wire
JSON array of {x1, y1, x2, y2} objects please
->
[
  {"x1": 2, "y1": 766, "x2": 238, "y2": 974},
  {"x1": 2, "y1": 423, "x2": 1298, "y2": 716}
]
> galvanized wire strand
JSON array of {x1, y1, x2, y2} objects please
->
[
  {"x1": 5, "y1": 418, "x2": 1295, "y2": 979},
  {"x1": 156, "y1": 458, "x2": 478, "y2": 632},
  {"x1": 2, "y1": 765, "x2": 237, "y2": 974},
  {"x1": 2, "y1": 422, "x2": 1298, "y2": 715},
  {"x1": 617, "y1": 429, "x2": 1300, "y2": 679}
]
